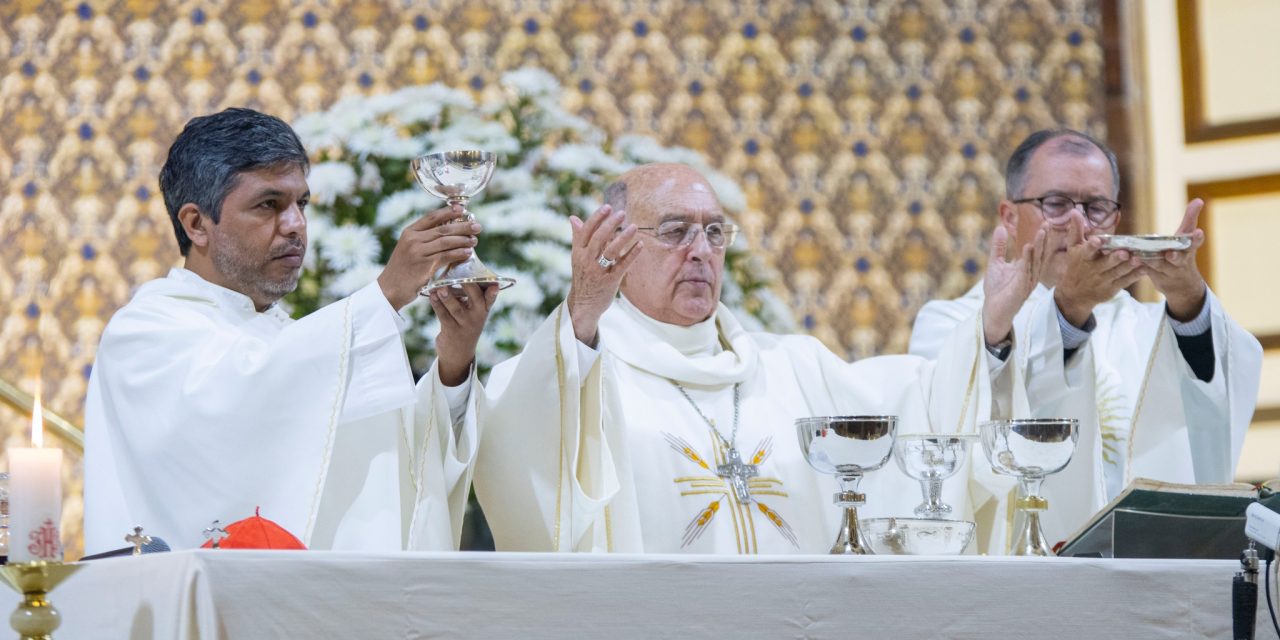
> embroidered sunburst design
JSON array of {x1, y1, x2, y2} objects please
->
[
  {"x1": 664, "y1": 432, "x2": 796, "y2": 550},
  {"x1": 1094, "y1": 369, "x2": 1131, "y2": 466}
]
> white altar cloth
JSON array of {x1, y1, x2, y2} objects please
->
[{"x1": 2, "y1": 550, "x2": 1275, "y2": 639}]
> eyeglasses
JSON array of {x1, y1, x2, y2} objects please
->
[
  {"x1": 1012, "y1": 194, "x2": 1121, "y2": 227},
  {"x1": 636, "y1": 220, "x2": 739, "y2": 249}
]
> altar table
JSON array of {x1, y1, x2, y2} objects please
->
[{"x1": 2, "y1": 551, "x2": 1276, "y2": 639}]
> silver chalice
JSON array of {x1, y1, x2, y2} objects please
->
[
  {"x1": 980, "y1": 418, "x2": 1079, "y2": 556},
  {"x1": 893, "y1": 434, "x2": 977, "y2": 519},
  {"x1": 410, "y1": 150, "x2": 515, "y2": 293},
  {"x1": 796, "y1": 416, "x2": 897, "y2": 554}
]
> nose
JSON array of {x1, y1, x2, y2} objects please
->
[
  {"x1": 1066, "y1": 201, "x2": 1105, "y2": 228},
  {"x1": 279, "y1": 202, "x2": 306, "y2": 236},
  {"x1": 685, "y1": 226, "x2": 714, "y2": 261}
]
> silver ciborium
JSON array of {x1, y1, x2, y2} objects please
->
[
  {"x1": 980, "y1": 418, "x2": 1079, "y2": 556},
  {"x1": 796, "y1": 416, "x2": 897, "y2": 554},
  {"x1": 894, "y1": 434, "x2": 976, "y2": 519},
  {"x1": 410, "y1": 150, "x2": 516, "y2": 293}
]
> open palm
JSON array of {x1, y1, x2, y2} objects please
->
[{"x1": 982, "y1": 224, "x2": 1050, "y2": 345}]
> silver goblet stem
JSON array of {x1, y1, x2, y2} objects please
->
[
  {"x1": 831, "y1": 474, "x2": 869, "y2": 554},
  {"x1": 917, "y1": 475, "x2": 950, "y2": 518},
  {"x1": 1012, "y1": 476, "x2": 1052, "y2": 556}
]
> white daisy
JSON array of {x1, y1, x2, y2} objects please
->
[
  {"x1": 501, "y1": 68, "x2": 561, "y2": 99},
  {"x1": 308, "y1": 162, "x2": 358, "y2": 206},
  {"x1": 376, "y1": 189, "x2": 442, "y2": 228},
  {"x1": 318, "y1": 224, "x2": 381, "y2": 270},
  {"x1": 325, "y1": 262, "x2": 383, "y2": 298}
]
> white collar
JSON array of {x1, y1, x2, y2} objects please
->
[
  {"x1": 145, "y1": 268, "x2": 289, "y2": 320},
  {"x1": 615, "y1": 295, "x2": 720, "y2": 358},
  {"x1": 599, "y1": 294, "x2": 758, "y2": 387}
]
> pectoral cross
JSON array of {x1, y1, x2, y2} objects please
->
[
  {"x1": 716, "y1": 447, "x2": 759, "y2": 504},
  {"x1": 203, "y1": 521, "x2": 229, "y2": 549},
  {"x1": 125, "y1": 526, "x2": 152, "y2": 556}
]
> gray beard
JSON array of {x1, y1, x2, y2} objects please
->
[{"x1": 210, "y1": 240, "x2": 299, "y2": 307}]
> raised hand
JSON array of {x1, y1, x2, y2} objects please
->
[
  {"x1": 378, "y1": 204, "x2": 480, "y2": 310},
  {"x1": 1053, "y1": 212, "x2": 1144, "y2": 328},
  {"x1": 566, "y1": 204, "x2": 644, "y2": 346},
  {"x1": 982, "y1": 222, "x2": 1050, "y2": 346},
  {"x1": 1143, "y1": 198, "x2": 1207, "y2": 321},
  {"x1": 431, "y1": 282, "x2": 499, "y2": 386}
]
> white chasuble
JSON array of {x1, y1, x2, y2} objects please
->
[
  {"x1": 910, "y1": 283, "x2": 1262, "y2": 552},
  {"x1": 479, "y1": 296, "x2": 1015, "y2": 554},
  {"x1": 84, "y1": 268, "x2": 479, "y2": 552}
]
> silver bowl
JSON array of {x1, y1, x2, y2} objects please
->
[{"x1": 860, "y1": 517, "x2": 975, "y2": 555}]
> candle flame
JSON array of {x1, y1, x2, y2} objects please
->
[{"x1": 31, "y1": 381, "x2": 43, "y2": 448}]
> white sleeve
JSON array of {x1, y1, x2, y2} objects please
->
[
  {"x1": 338, "y1": 282, "x2": 417, "y2": 423},
  {"x1": 440, "y1": 366, "x2": 474, "y2": 440},
  {"x1": 576, "y1": 339, "x2": 602, "y2": 381}
]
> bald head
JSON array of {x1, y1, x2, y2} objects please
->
[
  {"x1": 607, "y1": 163, "x2": 728, "y2": 326},
  {"x1": 605, "y1": 164, "x2": 719, "y2": 219}
]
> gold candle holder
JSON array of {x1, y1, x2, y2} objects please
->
[{"x1": 0, "y1": 561, "x2": 82, "y2": 640}]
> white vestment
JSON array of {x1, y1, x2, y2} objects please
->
[
  {"x1": 85, "y1": 268, "x2": 479, "y2": 552},
  {"x1": 910, "y1": 283, "x2": 1262, "y2": 551},
  {"x1": 478, "y1": 296, "x2": 1017, "y2": 554}
]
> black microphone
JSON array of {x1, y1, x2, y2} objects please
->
[
  {"x1": 1233, "y1": 543, "x2": 1260, "y2": 640},
  {"x1": 79, "y1": 536, "x2": 171, "y2": 561}
]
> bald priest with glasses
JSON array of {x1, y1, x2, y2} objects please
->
[
  {"x1": 476, "y1": 162, "x2": 1059, "y2": 554},
  {"x1": 910, "y1": 129, "x2": 1263, "y2": 552}
]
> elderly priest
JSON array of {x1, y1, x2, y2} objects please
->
[
  {"x1": 85, "y1": 108, "x2": 497, "y2": 552},
  {"x1": 909, "y1": 129, "x2": 1263, "y2": 551},
  {"x1": 478, "y1": 163, "x2": 1060, "y2": 553}
]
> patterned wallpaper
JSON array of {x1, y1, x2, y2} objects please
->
[{"x1": 0, "y1": 0, "x2": 1105, "y2": 555}]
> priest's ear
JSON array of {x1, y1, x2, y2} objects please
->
[
  {"x1": 994, "y1": 201, "x2": 1021, "y2": 261},
  {"x1": 997, "y1": 199, "x2": 1018, "y2": 234},
  {"x1": 178, "y1": 203, "x2": 213, "y2": 251}
]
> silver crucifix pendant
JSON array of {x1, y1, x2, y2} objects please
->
[{"x1": 716, "y1": 447, "x2": 759, "y2": 504}]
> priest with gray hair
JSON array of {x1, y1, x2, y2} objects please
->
[{"x1": 477, "y1": 162, "x2": 1060, "y2": 554}]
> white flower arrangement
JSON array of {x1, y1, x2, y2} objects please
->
[{"x1": 290, "y1": 68, "x2": 793, "y2": 372}]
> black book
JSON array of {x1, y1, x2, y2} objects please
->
[{"x1": 1058, "y1": 477, "x2": 1280, "y2": 559}]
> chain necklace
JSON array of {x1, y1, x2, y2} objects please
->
[{"x1": 671, "y1": 380, "x2": 757, "y2": 503}]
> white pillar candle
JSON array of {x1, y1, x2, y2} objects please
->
[{"x1": 9, "y1": 388, "x2": 63, "y2": 563}]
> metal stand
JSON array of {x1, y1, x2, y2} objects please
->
[
  {"x1": 830, "y1": 490, "x2": 869, "y2": 555},
  {"x1": 0, "y1": 561, "x2": 82, "y2": 640}
]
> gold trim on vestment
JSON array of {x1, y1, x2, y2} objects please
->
[
  {"x1": 401, "y1": 397, "x2": 427, "y2": 543},
  {"x1": 739, "y1": 493, "x2": 758, "y2": 553},
  {"x1": 1003, "y1": 486, "x2": 1017, "y2": 555},
  {"x1": 605, "y1": 504, "x2": 614, "y2": 552},
  {"x1": 954, "y1": 316, "x2": 982, "y2": 433},
  {"x1": 680, "y1": 489, "x2": 790, "y2": 498},
  {"x1": 304, "y1": 297, "x2": 352, "y2": 546},
  {"x1": 553, "y1": 305, "x2": 566, "y2": 550},
  {"x1": 1122, "y1": 325, "x2": 1164, "y2": 487}
]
